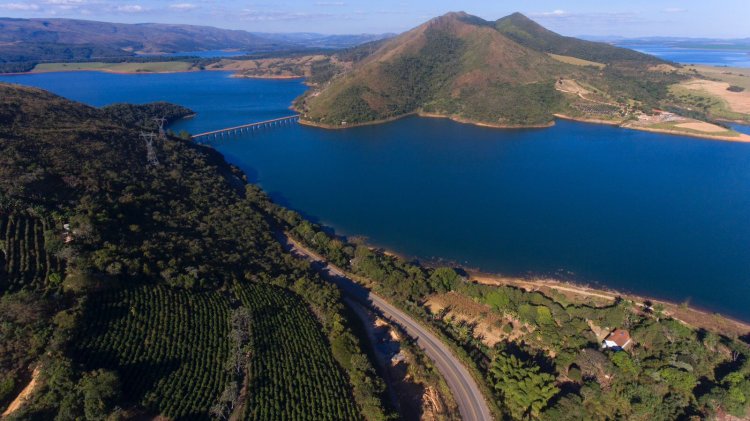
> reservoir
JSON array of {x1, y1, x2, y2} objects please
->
[{"x1": 2, "y1": 70, "x2": 749, "y2": 321}]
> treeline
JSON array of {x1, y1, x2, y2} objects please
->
[
  {"x1": 0, "y1": 54, "x2": 220, "y2": 74},
  {"x1": 0, "y1": 42, "x2": 133, "y2": 73},
  {"x1": 100, "y1": 102, "x2": 194, "y2": 129}
]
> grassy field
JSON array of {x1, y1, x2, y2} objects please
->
[
  {"x1": 685, "y1": 65, "x2": 750, "y2": 90},
  {"x1": 669, "y1": 65, "x2": 750, "y2": 122},
  {"x1": 648, "y1": 120, "x2": 740, "y2": 137},
  {"x1": 32, "y1": 61, "x2": 195, "y2": 73},
  {"x1": 548, "y1": 53, "x2": 605, "y2": 69},
  {"x1": 670, "y1": 83, "x2": 750, "y2": 122}
]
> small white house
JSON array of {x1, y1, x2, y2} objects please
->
[{"x1": 603, "y1": 329, "x2": 632, "y2": 350}]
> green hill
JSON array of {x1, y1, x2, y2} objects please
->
[
  {"x1": 495, "y1": 12, "x2": 664, "y2": 66},
  {"x1": 0, "y1": 83, "x2": 387, "y2": 420},
  {"x1": 297, "y1": 12, "x2": 683, "y2": 128}
]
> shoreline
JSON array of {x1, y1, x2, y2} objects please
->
[
  {"x1": 622, "y1": 123, "x2": 750, "y2": 142},
  {"x1": 552, "y1": 113, "x2": 624, "y2": 126},
  {"x1": 465, "y1": 269, "x2": 750, "y2": 338},
  {"x1": 297, "y1": 111, "x2": 556, "y2": 130},
  {"x1": 299, "y1": 109, "x2": 750, "y2": 142},
  {"x1": 4, "y1": 66, "x2": 748, "y2": 143},
  {"x1": 13, "y1": 68, "x2": 201, "y2": 76},
  {"x1": 359, "y1": 240, "x2": 750, "y2": 336}
]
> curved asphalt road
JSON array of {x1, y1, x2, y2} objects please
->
[{"x1": 282, "y1": 234, "x2": 494, "y2": 421}]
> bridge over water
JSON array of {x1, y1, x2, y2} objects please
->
[{"x1": 191, "y1": 114, "x2": 300, "y2": 141}]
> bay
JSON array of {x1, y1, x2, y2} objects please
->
[{"x1": 2, "y1": 70, "x2": 749, "y2": 321}]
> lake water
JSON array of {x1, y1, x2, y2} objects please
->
[
  {"x1": 616, "y1": 43, "x2": 750, "y2": 67},
  {"x1": 2, "y1": 70, "x2": 750, "y2": 321}
]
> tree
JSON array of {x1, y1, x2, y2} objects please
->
[
  {"x1": 489, "y1": 350, "x2": 559, "y2": 420},
  {"x1": 78, "y1": 369, "x2": 121, "y2": 421},
  {"x1": 429, "y1": 267, "x2": 459, "y2": 293}
]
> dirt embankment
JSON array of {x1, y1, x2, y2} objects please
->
[{"x1": 2, "y1": 367, "x2": 41, "y2": 417}]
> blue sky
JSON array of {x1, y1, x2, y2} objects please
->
[{"x1": 1, "y1": 0, "x2": 748, "y2": 38}]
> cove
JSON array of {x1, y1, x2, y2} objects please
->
[{"x1": 1, "y1": 70, "x2": 749, "y2": 321}]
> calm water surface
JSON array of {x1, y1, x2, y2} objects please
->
[
  {"x1": 2, "y1": 71, "x2": 749, "y2": 320},
  {"x1": 616, "y1": 44, "x2": 750, "y2": 67}
]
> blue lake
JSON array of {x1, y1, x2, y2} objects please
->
[
  {"x1": 616, "y1": 44, "x2": 750, "y2": 67},
  {"x1": 2, "y1": 71, "x2": 750, "y2": 321}
]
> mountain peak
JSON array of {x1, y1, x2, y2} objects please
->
[{"x1": 430, "y1": 11, "x2": 491, "y2": 27}]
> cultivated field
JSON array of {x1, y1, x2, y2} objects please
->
[{"x1": 548, "y1": 53, "x2": 605, "y2": 69}]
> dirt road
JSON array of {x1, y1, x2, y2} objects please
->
[{"x1": 281, "y1": 235, "x2": 494, "y2": 421}]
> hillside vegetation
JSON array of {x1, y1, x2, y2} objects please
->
[
  {"x1": 0, "y1": 84, "x2": 388, "y2": 420},
  {"x1": 296, "y1": 12, "x2": 687, "y2": 128}
]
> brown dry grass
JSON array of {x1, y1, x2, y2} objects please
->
[
  {"x1": 208, "y1": 55, "x2": 329, "y2": 78},
  {"x1": 679, "y1": 79, "x2": 750, "y2": 114},
  {"x1": 675, "y1": 121, "x2": 728, "y2": 133},
  {"x1": 426, "y1": 292, "x2": 528, "y2": 346},
  {"x1": 549, "y1": 54, "x2": 605, "y2": 69}
]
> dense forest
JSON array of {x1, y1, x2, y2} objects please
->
[{"x1": 0, "y1": 83, "x2": 389, "y2": 420}]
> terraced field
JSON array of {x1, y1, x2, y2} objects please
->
[
  {"x1": 234, "y1": 282, "x2": 361, "y2": 421},
  {"x1": 0, "y1": 213, "x2": 65, "y2": 292},
  {"x1": 73, "y1": 282, "x2": 362, "y2": 420}
]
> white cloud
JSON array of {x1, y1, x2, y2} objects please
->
[
  {"x1": 116, "y1": 4, "x2": 144, "y2": 13},
  {"x1": 0, "y1": 2, "x2": 40, "y2": 10},
  {"x1": 43, "y1": 0, "x2": 87, "y2": 5},
  {"x1": 239, "y1": 9, "x2": 333, "y2": 21},
  {"x1": 169, "y1": 3, "x2": 196, "y2": 11},
  {"x1": 662, "y1": 7, "x2": 687, "y2": 13},
  {"x1": 538, "y1": 9, "x2": 567, "y2": 17}
]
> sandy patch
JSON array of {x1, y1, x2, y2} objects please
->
[
  {"x1": 681, "y1": 79, "x2": 750, "y2": 114},
  {"x1": 649, "y1": 64, "x2": 678, "y2": 73},
  {"x1": 2, "y1": 367, "x2": 40, "y2": 417},
  {"x1": 426, "y1": 292, "x2": 522, "y2": 346},
  {"x1": 675, "y1": 121, "x2": 728, "y2": 133},
  {"x1": 555, "y1": 78, "x2": 590, "y2": 96}
]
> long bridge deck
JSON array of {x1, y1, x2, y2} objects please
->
[{"x1": 191, "y1": 114, "x2": 300, "y2": 141}]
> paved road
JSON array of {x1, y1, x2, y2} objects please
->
[{"x1": 281, "y1": 235, "x2": 494, "y2": 421}]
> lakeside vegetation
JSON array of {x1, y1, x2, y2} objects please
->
[{"x1": 280, "y1": 210, "x2": 750, "y2": 420}]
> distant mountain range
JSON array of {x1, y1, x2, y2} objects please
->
[
  {"x1": 0, "y1": 17, "x2": 392, "y2": 67},
  {"x1": 248, "y1": 32, "x2": 394, "y2": 50}
]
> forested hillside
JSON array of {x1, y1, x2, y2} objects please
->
[{"x1": 0, "y1": 83, "x2": 388, "y2": 420}]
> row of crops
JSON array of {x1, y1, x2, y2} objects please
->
[
  {"x1": 0, "y1": 212, "x2": 64, "y2": 292},
  {"x1": 73, "y1": 282, "x2": 363, "y2": 420},
  {"x1": 74, "y1": 285, "x2": 232, "y2": 420},
  {"x1": 234, "y1": 282, "x2": 361, "y2": 421}
]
